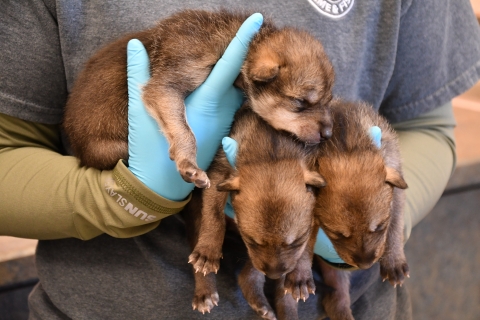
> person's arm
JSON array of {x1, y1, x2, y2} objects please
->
[
  {"x1": 392, "y1": 101, "x2": 456, "y2": 241},
  {"x1": 0, "y1": 113, "x2": 188, "y2": 240},
  {"x1": 0, "y1": 11, "x2": 263, "y2": 240}
]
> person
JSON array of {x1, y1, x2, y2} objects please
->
[{"x1": 1, "y1": 0, "x2": 479, "y2": 319}]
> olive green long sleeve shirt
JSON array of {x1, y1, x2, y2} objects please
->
[{"x1": 0, "y1": 113, "x2": 189, "y2": 240}]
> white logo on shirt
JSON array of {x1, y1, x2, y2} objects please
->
[
  {"x1": 105, "y1": 178, "x2": 157, "y2": 222},
  {"x1": 308, "y1": 0, "x2": 355, "y2": 19}
]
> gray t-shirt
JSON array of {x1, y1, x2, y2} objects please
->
[{"x1": 1, "y1": 0, "x2": 480, "y2": 319}]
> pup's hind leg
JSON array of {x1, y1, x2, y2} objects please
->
[
  {"x1": 316, "y1": 256, "x2": 353, "y2": 320},
  {"x1": 81, "y1": 139, "x2": 128, "y2": 170},
  {"x1": 238, "y1": 259, "x2": 277, "y2": 320},
  {"x1": 142, "y1": 84, "x2": 209, "y2": 188}
]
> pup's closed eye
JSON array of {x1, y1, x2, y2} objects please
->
[
  {"x1": 370, "y1": 219, "x2": 389, "y2": 233},
  {"x1": 283, "y1": 229, "x2": 310, "y2": 248},
  {"x1": 293, "y1": 97, "x2": 309, "y2": 112},
  {"x1": 322, "y1": 225, "x2": 351, "y2": 240}
]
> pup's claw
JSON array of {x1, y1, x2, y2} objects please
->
[
  {"x1": 188, "y1": 249, "x2": 222, "y2": 276},
  {"x1": 283, "y1": 267, "x2": 315, "y2": 302},
  {"x1": 192, "y1": 291, "x2": 219, "y2": 314},
  {"x1": 380, "y1": 258, "x2": 409, "y2": 288},
  {"x1": 251, "y1": 305, "x2": 276, "y2": 320}
]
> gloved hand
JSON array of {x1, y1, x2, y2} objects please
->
[
  {"x1": 126, "y1": 13, "x2": 263, "y2": 201},
  {"x1": 222, "y1": 127, "x2": 383, "y2": 263}
]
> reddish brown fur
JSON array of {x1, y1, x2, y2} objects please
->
[
  {"x1": 185, "y1": 99, "x2": 409, "y2": 319},
  {"x1": 310, "y1": 99, "x2": 409, "y2": 320},
  {"x1": 63, "y1": 9, "x2": 334, "y2": 188},
  {"x1": 183, "y1": 105, "x2": 324, "y2": 318}
]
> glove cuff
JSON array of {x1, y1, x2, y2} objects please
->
[{"x1": 112, "y1": 160, "x2": 191, "y2": 218}]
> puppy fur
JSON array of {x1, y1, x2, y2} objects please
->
[
  {"x1": 311, "y1": 99, "x2": 409, "y2": 320},
  {"x1": 183, "y1": 105, "x2": 325, "y2": 319},
  {"x1": 63, "y1": 9, "x2": 334, "y2": 188},
  {"x1": 185, "y1": 99, "x2": 409, "y2": 320}
]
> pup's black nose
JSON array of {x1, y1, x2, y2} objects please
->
[
  {"x1": 352, "y1": 253, "x2": 376, "y2": 269},
  {"x1": 320, "y1": 127, "x2": 332, "y2": 140}
]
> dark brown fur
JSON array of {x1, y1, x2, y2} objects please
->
[
  {"x1": 63, "y1": 9, "x2": 334, "y2": 188},
  {"x1": 186, "y1": 99, "x2": 409, "y2": 320},
  {"x1": 183, "y1": 105, "x2": 325, "y2": 318},
  {"x1": 310, "y1": 99, "x2": 409, "y2": 320}
]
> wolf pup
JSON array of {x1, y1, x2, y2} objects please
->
[
  {"x1": 312, "y1": 99, "x2": 409, "y2": 320},
  {"x1": 63, "y1": 9, "x2": 334, "y2": 188},
  {"x1": 183, "y1": 105, "x2": 326, "y2": 319}
]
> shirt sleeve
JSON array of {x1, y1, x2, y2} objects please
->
[
  {"x1": 392, "y1": 101, "x2": 456, "y2": 241},
  {"x1": 0, "y1": 113, "x2": 190, "y2": 240},
  {"x1": 380, "y1": 0, "x2": 480, "y2": 123}
]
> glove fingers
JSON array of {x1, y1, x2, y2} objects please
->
[
  {"x1": 222, "y1": 137, "x2": 238, "y2": 168},
  {"x1": 202, "y1": 13, "x2": 263, "y2": 91},
  {"x1": 126, "y1": 39, "x2": 157, "y2": 139},
  {"x1": 314, "y1": 228, "x2": 346, "y2": 264}
]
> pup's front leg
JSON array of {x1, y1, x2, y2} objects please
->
[
  {"x1": 238, "y1": 259, "x2": 277, "y2": 320},
  {"x1": 188, "y1": 169, "x2": 229, "y2": 275},
  {"x1": 183, "y1": 182, "x2": 223, "y2": 313},
  {"x1": 316, "y1": 256, "x2": 353, "y2": 320},
  {"x1": 380, "y1": 188, "x2": 409, "y2": 287},
  {"x1": 283, "y1": 230, "x2": 316, "y2": 302}
]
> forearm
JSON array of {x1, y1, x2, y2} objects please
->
[
  {"x1": 392, "y1": 102, "x2": 456, "y2": 241},
  {"x1": 0, "y1": 113, "x2": 189, "y2": 240}
]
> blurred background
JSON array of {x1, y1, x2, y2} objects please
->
[{"x1": 1, "y1": 2, "x2": 480, "y2": 320}]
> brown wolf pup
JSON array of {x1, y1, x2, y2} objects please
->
[
  {"x1": 63, "y1": 9, "x2": 334, "y2": 188},
  {"x1": 183, "y1": 105, "x2": 326, "y2": 319},
  {"x1": 311, "y1": 99, "x2": 409, "y2": 320},
  {"x1": 186, "y1": 99, "x2": 409, "y2": 320}
]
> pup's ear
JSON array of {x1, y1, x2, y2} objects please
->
[
  {"x1": 233, "y1": 73, "x2": 246, "y2": 89},
  {"x1": 385, "y1": 167, "x2": 408, "y2": 189},
  {"x1": 304, "y1": 170, "x2": 326, "y2": 189},
  {"x1": 217, "y1": 175, "x2": 240, "y2": 192},
  {"x1": 249, "y1": 54, "x2": 280, "y2": 82}
]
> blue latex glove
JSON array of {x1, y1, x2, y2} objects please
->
[
  {"x1": 369, "y1": 126, "x2": 382, "y2": 148},
  {"x1": 222, "y1": 128, "x2": 384, "y2": 263},
  {"x1": 222, "y1": 137, "x2": 238, "y2": 219},
  {"x1": 126, "y1": 13, "x2": 263, "y2": 201}
]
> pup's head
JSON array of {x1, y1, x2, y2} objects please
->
[
  {"x1": 315, "y1": 152, "x2": 407, "y2": 269},
  {"x1": 238, "y1": 28, "x2": 334, "y2": 144},
  {"x1": 218, "y1": 160, "x2": 326, "y2": 279}
]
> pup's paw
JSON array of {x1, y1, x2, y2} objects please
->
[
  {"x1": 188, "y1": 250, "x2": 222, "y2": 276},
  {"x1": 192, "y1": 290, "x2": 219, "y2": 314},
  {"x1": 177, "y1": 159, "x2": 211, "y2": 188},
  {"x1": 380, "y1": 257, "x2": 409, "y2": 287},
  {"x1": 250, "y1": 303, "x2": 277, "y2": 320},
  {"x1": 284, "y1": 268, "x2": 315, "y2": 302}
]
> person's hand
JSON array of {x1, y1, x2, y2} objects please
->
[{"x1": 126, "y1": 13, "x2": 263, "y2": 201}]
